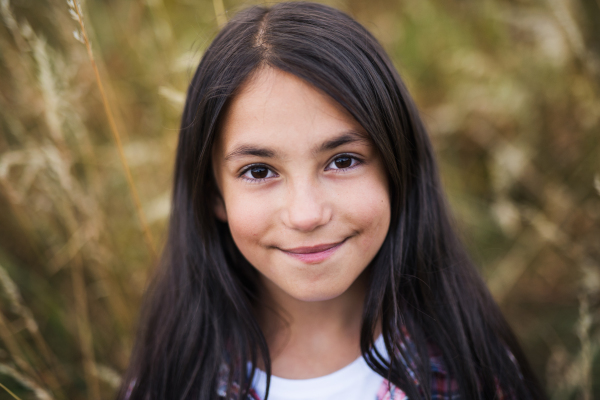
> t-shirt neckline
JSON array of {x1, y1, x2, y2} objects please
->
[{"x1": 250, "y1": 335, "x2": 387, "y2": 399}]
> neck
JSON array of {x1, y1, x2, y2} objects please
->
[{"x1": 255, "y1": 270, "x2": 376, "y2": 379}]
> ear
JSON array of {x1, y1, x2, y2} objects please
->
[{"x1": 213, "y1": 193, "x2": 228, "y2": 222}]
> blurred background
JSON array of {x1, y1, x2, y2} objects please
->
[{"x1": 0, "y1": 0, "x2": 598, "y2": 398}]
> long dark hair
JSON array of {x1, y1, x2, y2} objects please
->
[{"x1": 118, "y1": 2, "x2": 546, "y2": 399}]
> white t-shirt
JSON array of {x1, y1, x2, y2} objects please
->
[{"x1": 251, "y1": 336, "x2": 389, "y2": 400}]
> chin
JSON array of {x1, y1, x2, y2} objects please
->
[{"x1": 287, "y1": 284, "x2": 348, "y2": 303}]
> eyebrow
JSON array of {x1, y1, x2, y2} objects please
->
[
  {"x1": 224, "y1": 145, "x2": 275, "y2": 161},
  {"x1": 223, "y1": 130, "x2": 370, "y2": 162},
  {"x1": 318, "y1": 130, "x2": 369, "y2": 153}
]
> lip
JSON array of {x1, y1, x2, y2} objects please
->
[{"x1": 279, "y1": 238, "x2": 347, "y2": 264}]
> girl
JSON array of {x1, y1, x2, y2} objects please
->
[{"x1": 118, "y1": 2, "x2": 547, "y2": 399}]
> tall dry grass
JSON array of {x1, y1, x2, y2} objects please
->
[{"x1": 0, "y1": 0, "x2": 598, "y2": 398}]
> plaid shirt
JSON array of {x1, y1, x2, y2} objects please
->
[{"x1": 372, "y1": 343, "x2": 461, "y2": 400}]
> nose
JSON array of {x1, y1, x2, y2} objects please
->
[{"x1": 282, "y1": 178, "x2": 332, "y2": 232}]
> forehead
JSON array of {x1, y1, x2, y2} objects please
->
[{"x1": 213, "y1": 67, "x2": 370, "y2": 158}]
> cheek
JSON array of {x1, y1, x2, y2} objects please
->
[
  {"x1": 356, "y1": 199, "x2": 390, "y2": 257},
  {"x1": 223, "y1": 190, "x2": 272, "y2": 256},
  {"x1": 339, "y1": 174, "x2": 391, "y2": 244}
]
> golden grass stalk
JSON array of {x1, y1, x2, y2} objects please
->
[
  {"x1": 71, "y1": 255, "x2": 101, "y2": 400},
  {"x1": 67, "y1": 0, "x2": 157, "y2": 259},
  {"x1": 95, "y1": 364, "x2": 123, "y2": 389},
  {"x1": 576, "y1": 294, "x2": 592, "y2": 400},
  {"x1": 0, "y1": 0, "x2": 28, "y2": 53},
  {"x1": 0, "y1": 381, "x2": 24, "y2": 400},
  {"x1": 30, "y1": 152, "x2": 101, "y2": 398},
  {"x1": 0, "y1": 311, "x2": 38, "y2": 384},
  {"x1": 0, "y1": 263, "x2": 66, "y2": 397},
  {"x1": 0, "y1": 363, "x2": 53, "y2": 400},
  {"x1": 213, "y1": 0, "x2": 227, "y2": 28},
  {"x1": 27, "y1": 151, "x2": 101, "y2": 399},
  {"x1": 31, "y1": 35, "x2": 63, "y2": 147},
  {"x1": 0, "y1": 315, "x2": 60, "y2": 396}
]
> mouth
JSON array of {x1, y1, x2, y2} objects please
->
[{"x1": 279, "y1": 238, "x2": 348, "y2": 264}]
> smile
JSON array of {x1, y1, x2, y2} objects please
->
[{"x1": 279, "y1": 238, "x2": 348, "y2": 264}]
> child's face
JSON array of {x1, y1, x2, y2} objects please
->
[{"x1": 212, "y1": 67, "x2": 391, "y2": 303}]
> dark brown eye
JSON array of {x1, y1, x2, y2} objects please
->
[
  {"x1": 334, "y1": 156, "x2": 352, "y2": 169},
  {"x1": 250, "y1": 167, "x2": 268, "y2": 179},
  {"x1": 241, "y1": 165, "x2": 276, "y2": 181}
]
